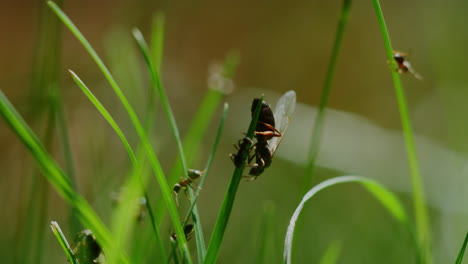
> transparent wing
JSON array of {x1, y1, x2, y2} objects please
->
[{"x1": 269, "y1": 90, "x2": 296, "y2": 154}]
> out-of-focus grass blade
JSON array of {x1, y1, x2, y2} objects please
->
[
  {"x1": 167, "y1": 51, "x2": 239, "y2": 188},
  {"x1": 283, "y1": 175, "x2": 409, "y2": 264},
  {"x1": 132, "y1": 28, "x2": 200, "y2": 261},
  {"x1": 303, "y1": 0, "x2": 351, "y2": 188},
  {"x1": 68, "y1": 71, "x2": 165, "y2": 262},
  {"x1": 256, "y1": 201, "x2": 276, "y2": 264},
  {"x1": 455, "y1": 231, "x2": 468, "y2": 264},
  {"x1": 319, "y1": 240, "x2": 342, "y2": 264},
  {"x1": 151, "y1": 12, "x2": 165, "y2": 72},
  {"x1": 50, "y1": 221, "x2": 77, "y2": 264},
  {"x1": 47, "y1": 2, "x2": 191, "y2": 261},
  {"x1": 203, "y1": 95, "x2": 263, "y2": 264},
  {"x1": 371, "y1": 1, "x2": 431, "y2": 261},
  {"x1": 0, "y1": 90, "x2": 123, "y2": 262}
]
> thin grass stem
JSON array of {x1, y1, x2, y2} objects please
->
[{"x1": 370, "y1": 1, "x2": 431, "y2": 261}]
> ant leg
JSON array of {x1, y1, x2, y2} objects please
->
[{"x1": 256, "y1": 122, "x2": 282, "y2": 137}]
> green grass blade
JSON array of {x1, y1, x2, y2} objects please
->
[
  {"x1": 203, "y1": 95, "x2": 264, "y2": 264},
  {"x1": 319, "y1": 240, "x2": 342, "y2": 264},
  {"x1": 50, "y1": 221, "x2": 78, "y2": 264},
  {"x1": 167, "y1": 51, "x2": 239, "y2": 189},
  {"x1": 304, "y1": 0, "x2": 352, "y2": 188},
  {"x1": 180, "y1": 103, "x2": 229, "y2": 262},
  {"x1": 256, "y1": 201, "x2": 276, "y2": 264},
  {"x1": 0, "y1": 90, "x2": 124, "y2": 262},
  {"x1": 132, "y1": 28, "x2": 201, "y2": 261},
  {"x1": 47, "y1": 2, "x2": 191, "y2": 261},
  {"x1": 455, "y1": 231, "x2": 468, "y2": 264},
  {"x1": 69, "y1": 71, "x2": 165, "y2": 262},
  {"x1": 371, "y1": 1, "x2": 431, "y2": 261},
  {"x1": 151, "y1": 12, "x2": 165, "y2": 72},
  {"x1": 68, "y1": 71, "x2": 137, "y2": 165},
  {"x1": 283, "y1": 175, "x2": 410, "y2": 264}
]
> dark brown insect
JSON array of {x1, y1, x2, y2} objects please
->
[
  {"x1": 392, "y1": 51, "x2": 423, "y2": 80},
  {"x1": 247, "y1": 92, "x2": 296, "y2": 180},
  {"x1": 173, "y1": 169, "x2": 203, "y2": 206},
  {"x1": 170, "y1": 224, "x2": 195, "y2": 242},
  {"x1": 230, "y1": 137, "x2": 254, "y2": 168}
]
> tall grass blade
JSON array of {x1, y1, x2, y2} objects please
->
[
  {"x1": 132, "y1": 28, "x2": 203, "y2": 260},
  {"x1": 304, "y1": 0, "x2": 352, "y2": 188},
  {"x1": 370, "y1": 1, "x2": 431, "y2": 261},
  {"x1": 455, "y1": 232, "x2": 468, "y2": 264},
  {"x1": 0, "y1": 90, "x2": 125, "y2": 262},
  {"x1": 181, "y1": 103, "x2": 229, "y2": 262},
  {"x1": 68, "y1": 70, "x2": 165, "y2": 262},
  {"x1": 283, "y1": 175, "x2": 409, "y2": 264},
  {"x1": 203, "y1": 95, "x2": 264, "y2": 264},
  {"x1": 47, "y1": 2, "x2": 191, "y2": 261},
  {"x1": 50, "y1": 221, "x2": 78, "y2": 264}
]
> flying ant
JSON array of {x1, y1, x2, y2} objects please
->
[
  {"x1": 173, "y1": 169, "x2": 203, "y2": 206},
  {"x1": 230, "y1": 137, "x2": 254, "y2": 168},
  {"x1": 170, "y1": 224, "x2": 195, "y2": 242},
  {"x1": 247, "y1": 91, "x2": 296, "y2": 180},
  {"x1": 392, "y1": 50, "x2": 423, "y2": 80}
]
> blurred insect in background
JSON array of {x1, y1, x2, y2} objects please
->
[
  {"x1": 230, "y1": 136, "x2": 254, "y2": 168},
  {"x1": 173, "y1": 169, "x2": 203, "y2": 206},
  {"x1": 169, "y1": 224, "x2": 195, "y2": 242},
  {"x1": 71, "y1": 229, "x2": 103, "y2": 264},
  {"x1": 392, "y1": 50, "x2": 423, "y2": 80},
  {"x1": 110, "y1": 191, "x2": 148, "y2": 222},
  {"x1": 247, "y1": 91, "x2": 296, "y2": 180}
]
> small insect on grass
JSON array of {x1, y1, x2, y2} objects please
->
[
  {"x1": 243, "y1": 91, "x2": 296, "y2": 180},
  {"x1": 392, "y1": 50, "x2": 423, "y2": 80},
  {"x1": 71, "y1": 229, "x2": 103, "y2": 264},
  {"x1": 230, "y1": 137, "x2": 254, "y2": 168},
  {"x1": 170, "y1": 223, "x2": 195, "y2": 242},
  {"x1": 173, "y1": 169, "x2": 203, "y2": 206}
]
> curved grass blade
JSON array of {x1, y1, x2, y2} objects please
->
[
  {"x1": 0, "y1": 90, "x2": 124, "y2": 262},
  {"x1": 203, "y1": 95, "x2": 264, "y2": 264},
  {"x1": 371, "y1": 1, "x2": 431, "y2": 261},
  {"x1": 284, "y1": 175, "x2": 409, "y2": 264},
  {"x1": 304, "y1": 0, "x2": 352, "y2": 188},
  {"x1": 47, "y1": 2, "x2": 191, "y2": 261},
  {"x1": 50, "y1": 221, "x2": 78, "y2": 264},
  {"x1": 455, "y1": 231, "x2": 468, "y2": 264},
  {"x1": 69, "y1": 70, "x2": 165, "y2": 262}
]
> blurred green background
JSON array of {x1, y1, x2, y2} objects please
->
[{"x1": 1, "y1": 0, "x2": 468, "y2": 263}]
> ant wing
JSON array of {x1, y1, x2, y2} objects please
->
[{"x1": 269, "y1": 90, "x2": 296, "y2": 155}]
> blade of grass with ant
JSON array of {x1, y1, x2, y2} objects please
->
[
  {"x1": 284, "y1": 175, "x2": 410, "y2": 264},
  {"x1": 47, "y1": 2, "x2": 192, "y2": 262},
  {"x1": 455, "y1": 231, "x2": 468, "y2": 264},
  {"x1": 132, "y1": 28, "x2": 207, "y2": 260},
  {"x1": 203, "y1": 95, "x2": 264, "y2": 264},
  {"x1": 0, "y1": 90, "x2": 125, "y2": 262},
  {"x1": 68, "y1": 71, "x2": 166, "y2": 263},
  {"x1": 179, "y1": 103, "x2": 229, "y2": 262},
  {"x1": 50, "y1": 221, "x2": 78, "y2": 264},
  {"x1": 371, "y1": 1, "x2": 431, "y2": 261},
  {"x1": 304, "y1": 0, "x2": 351, "y2": 189}
]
